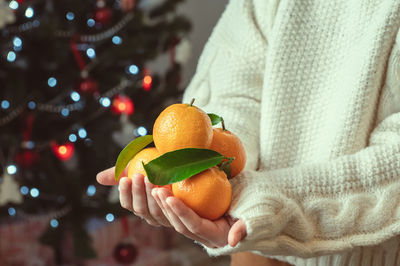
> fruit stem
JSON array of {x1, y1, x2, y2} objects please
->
[
  {"x1": 221, "y1": 117, "x2": 226, "y2": 131},
  {"x1": 189, "y1": 98, "x2": 195, "y2": 106},
  {"x1": 223, "y1": 157, "x2": 235, "y2": 163}
]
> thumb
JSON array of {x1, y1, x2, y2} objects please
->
[{"x1": 228, "y1": 219, "x2": 247, "y2": 247}]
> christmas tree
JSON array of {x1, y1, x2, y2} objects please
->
[{"x1": 0, "y1": 0, "x2": 190, "y2": 261}]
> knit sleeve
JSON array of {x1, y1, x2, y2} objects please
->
[
  {"x1": 182, "y1": 0, "x2": 274, "y2": 170},
  {"x1": 202, "y1": 31, "x2": 400, "y2": 258}
]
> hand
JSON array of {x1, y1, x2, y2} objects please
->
[
  {"x1": 96, "y1": 167, "x2": 171, "y2": 227},
  {"x1": 152, "y1": 187, "x2": 247, "y2": 248}
]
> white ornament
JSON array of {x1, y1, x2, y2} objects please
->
[
  {"x1": 112, "y1": 114, "x2": 137, "y2": 147},
  {"x1": 175, "y1": 39, "x2": 191, "y2": 65},
  {"x1": 0, "y1": 0, "x2": 16, "y2": 29},
  {"x1": 0, "y1": 173, "x2": 23, "y2": 206}
]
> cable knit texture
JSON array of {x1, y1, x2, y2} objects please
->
[{"x1": 182, "y1": 0, "x2": 400, "y2": 265}]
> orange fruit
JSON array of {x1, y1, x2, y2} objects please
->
[
  {"x1": 172, "y1": 167, "x2": 232, "y2": 220},
  {"x1": 128, "y1": 147, "x2": 172, "y2": 189},
  {"x1": 209, "y1": 128, "x2": 246, "y2": 177},
  {"x1": 127, "y1": 147, "x2": 160, "y2": 178},
  {"x1": 153, "y1": 103, "x2": 213, "y2": 154}
]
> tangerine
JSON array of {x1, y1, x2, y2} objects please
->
[
  {"x1": 172, "y1": 167, "x2": 232, "y2": 220},
  {"x1": 153, "y1": 101, "x2": 213, "y2": 154},
  {"x1": 128, "y1": 147, "x2": 172, "y2": 189},
  {"x1": 209, "y1": 128, "x2": 246, "y2": 177},
  {"x1": 127, "y1": 147, "x2": 160, "y2": 178}
]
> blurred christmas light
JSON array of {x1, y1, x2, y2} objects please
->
[
  {"x1": 13, "y1": 37, "x2": 22, "y2": 48},
  {"x1": 25, "y1": 7, "x2": 34, "y2": 18},
  {"x1": 50, "y1": 219, "x2": 59, "y2": 228},
  {"x1": 66, "y1": 12, "x2": 75, "y2": 21},
  {"x1": 30, "y1": 188, "x2": 40, "y2": 198},
  {"x1": 20, "y1": 186, "x2": 29, "y2": 195},
  {"x1": 87, "y1": 185, "x2": 96, "y2": 196},
  {"x1": 112, "y1": 36, "x2": 122, "y2": 45},
  {"x1": 87, "y1": 18, "x2": 95, "y2": 27},
  {"x1": 61, "y1": 108, "x2": 69, "y2": 117},
  {"x1": 7, "y1": 165, "x2": 17, "y2": 175},
  {"x1": 8, "y1": 207, "x2": 16, "y2": 216},
  {"x1": 69, "y1": 133, "x2": 77, "y2": 142},
  {"x1": 9, "y1": 1, "x2": 18, "y2": 10},
  {"x1": 143, "y1": 75, "x2": 152, "y2": 91},
  {"x1": 137, "y1": 126, "x2": 147, "y2": 136},
  {"x1": 70, "y1": 91, "x2": 81, "y2": 102},
  {"x1": 78, "y1": 128, "x2": 87, "y2": 138},
  {"x1": 112, "y1": 95, "x2": 134, "y2": 115},
  {"x1": 25, "y1": 141, "x2": 35, "y2": 149},
  {"x1": 99, "y1": 97, "x2": 111, "y2": 107},
  {"x1": 7, "y1": 51, "x2": 16, "y2": 62},
  {"x1": 51, "y1": 142, "x2": 75, "y2": 161},
  {"x1": 48, "y1": 77, "x2": 57, "y2": 87},
  {"x1": 1, "y1": 100, "x2": 10, "y2": 109},
  {"x1": 127, "y1": 64, "x2": 139, "y2": 75},
  {"x1": 86, "y1": 48, "x2": 96, "y2": 58},
  {"x1": 106, "y1": 213, "x2": 115, "y2": 222},
  {"x1": 27, "y1": 101, "x2": 36, "y2": 109}
]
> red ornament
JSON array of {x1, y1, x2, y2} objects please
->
[
  {"x1": 113, "y1": 242, "x2": 137, "y2": 264},
  {"x1": 142, "y1": 75, "x2": 152, "y2": 91},
  {"x1": 15, "y1": 150, "x2": 40, "y2": 168},
  {"x1": 78, "y1": 78, "x2": 99, "y2": 94},
  {"x1": 51, "y1": 142, "x2": 75, "y2": 161},
  {"x1": 112, "y1": 95, "x2": 134, "y2": 115},
  {"x1": 94, "y1": 7, "x2": 113, "y2": 25}
]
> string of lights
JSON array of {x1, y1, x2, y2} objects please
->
[
  {"x1": 3, "y1": 19, "x2": 40, "y2": 35},
  {"x1": 6, "y1": 205, "x2": 71, "y2": 229},
  {"x1": 0, "y1": 78, "x2": 137, "y2": 127},
  {"x1": 0, "y1": 105, "x2": 24, "y2": 127},
  {"x1": 17, "y1": 205, "x2": 71, "y2": 221},
  {"x1": 37, "y1": 101, "x2": 85, "y2": 113},
  {"x1": 56, "y1": 12, "x2": 135, "y2": 43}
]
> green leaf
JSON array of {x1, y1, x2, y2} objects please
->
[
  {"x1": 208, "y1": 113, "x2": 222, "y2": 126},
  {"x1": 114, "y1": 135, "x2": 154, "y2": 181},
  {"x1": 144, "y1": 148, "x2": 224, "y2": 185}
]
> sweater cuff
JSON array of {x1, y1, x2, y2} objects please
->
[
  {"x1": 201, "y1": 167, "x2": 400, "y2": 258},
  {"x1": 200, "y1": 170, "x2": 295, "y2": 257}
]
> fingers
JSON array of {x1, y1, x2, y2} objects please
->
[
  {"x1": 117, "y1": 173, "x2": 170, "y2": 228},
  {"x1": 167, "y1": 196, "x2": 229, "y2": 247},
  {"x1": 228, "y1": 219, "x2": 247, "y2": 247},
  {"x1": 154, "y1": 188, "x2": 216, "y2": 248},
  {"x1": 119, "y1": 177, "x2": 133, "y2": 211},
  {"x1": 151, "y1": 188, "x2": 174, "y2": 225},
  {"x1": 131, "y1": 173, "x2": 158, "y2": 226},
  {"x1": 96, "y1": 166, "x2": 128, "y2": 186},
  {"x1": 144, "y1": 177, "x2": 171, "y2": 227}
]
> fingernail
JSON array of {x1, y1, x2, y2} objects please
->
[
  {"x1": 165, "y1": 197, "x2": 173, "y2": 206},
  {"x1": 159, "y1": 190, "x2": 166, "y2": 200},
  {"x1": 145, "y1": 177, "x2": 154, "y2": 187},
  {"x1": 132, "y1": 173, "x2": 143, "y2": 180}
]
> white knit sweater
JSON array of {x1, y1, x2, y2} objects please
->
[{"x1": 182, "y1": 0, "x2": 400, "y2": 265}]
